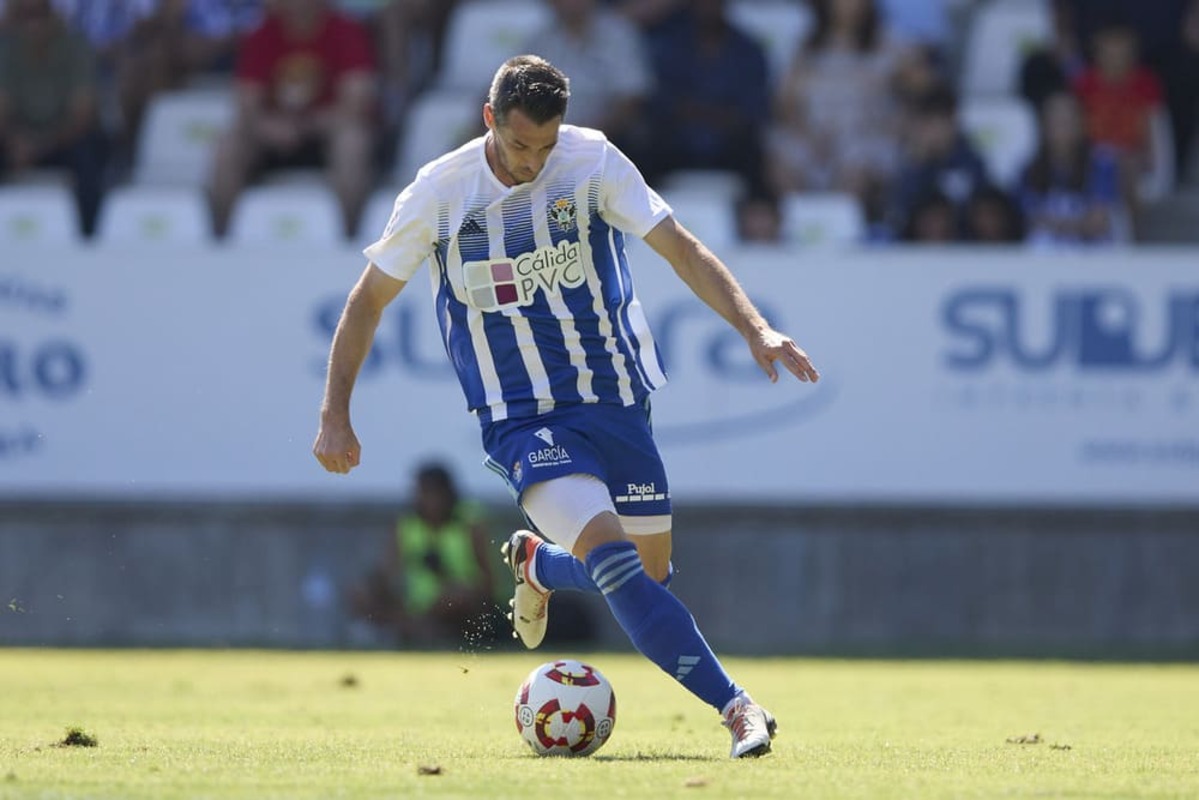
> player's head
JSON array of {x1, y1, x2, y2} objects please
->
[
  {"x1": 413, "y1": 462, "x2": 459, "y2": 525},
  {"x1": 484, "y1": 55, "x2": 570, "y2": 186}
]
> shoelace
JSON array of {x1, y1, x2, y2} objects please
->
[{"x1": 726, "y1": 706, "x2": 756, "y2": 740}]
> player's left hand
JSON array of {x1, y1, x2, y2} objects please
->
[{"x1": 749, "y1": 328, "x2": 820, "y2": 384}]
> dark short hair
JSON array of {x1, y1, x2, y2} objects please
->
[
  {"x1": 414, "y1": 461, "x2": 459, "y2": 504},
  {"x1": 488, "y1": 55, "x2": 570, "y2": 126}
]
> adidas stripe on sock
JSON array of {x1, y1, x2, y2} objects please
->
[{"x1": 586, "y1": 540, "x2": 738, "y2": 712}]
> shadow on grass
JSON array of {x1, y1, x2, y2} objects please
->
[{"x1": 593, "y1": 753, "x2": 719, "y2": 763}]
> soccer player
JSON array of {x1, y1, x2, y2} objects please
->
[{"x1": 313, "y1": 55, "x2": 819, "y2": 759}]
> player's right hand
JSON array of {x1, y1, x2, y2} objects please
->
[{"x1": 313, "y1": 420, "x2": 361, "y2": 474}]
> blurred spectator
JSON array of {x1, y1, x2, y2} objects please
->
[
  {"x1": 735, "y1": 190, "x2": 782, "y2": 244},
  {"x1": 613, "y1": 0, "x2": 684, "y2": 32},
  {"x1": 348, "y1": 463, "x2": 501, "y2": 648},
  {"x1": 640, "y1": 0, "x2": 770, "y2": 193},
  {"x1": 964, "y1": 184, "x2": 1025, "y2": 244},
  {"x1": 901, "y1": 188, "x2": 955, "y2": 243},
  {"x1": 334, "y1": 0, "x2": 444, "y2": 127},
  {"x1": 769, "y1": 0, "x2": 915, "y2": 217},
  {"x1": 1061, "y1": 0, "x2": 1199, "y2": 186},
  {"x1": 525, "y1": 0, "x2": 652, "y2": 148},
  {"x1": 35, "y1": 0, "x2": 159, "y2": 168},
  {"x1": 150, "y1": 0, "x2": 265, "y2": 81},
  {"x1": 888, "y1": 84, "x2": 989, "y2": 239},
  {"x1": 0, "y1": 0, "x2": 107, "y2": 237},
  {"x1": 208, "y1": 0, "x2": 377, "y2": 238},
  {"x1": 1020, "y1": 91, "x2": 1129, "y2": 247},
  {"x1": 1173, "y1": 0, "x2": 1199, "y2": 181},
  {"x1": 1018, "y1": 0, "x2": 1085, "y2": 111},
  {"x1": 876, "y1": 0, "x2": 951, "y2": 51},
  {"x1": 1072, "y1": 19, "x2": 1168, "y2": 203}
]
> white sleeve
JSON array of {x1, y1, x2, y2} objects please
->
[
  {"x1": 362, "y1": 177, "x2": 438, "y2": 281},
  {"x1": 598, "y1": 142, "x2": 672, "y2": 239}
]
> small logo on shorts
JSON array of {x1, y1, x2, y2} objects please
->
[
  {"x1": 528, "y1": 428, "x2": 572, "y2": 469},
  {"x1": 512, "y1": 460, "x2": 523, "y2": 483},
  {"x1": 615, "y1": 482, "x2": 669, "y2": 503}
]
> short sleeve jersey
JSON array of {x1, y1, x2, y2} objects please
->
[
  {"x1": 236, "y1": 10, "x2": 374, "y2": 112},
  {"x1": 364, "y1": 125, "x2": 673, "y2": 424},
  {"x1": 1072, "y1": 66, "x2": 1163, "y2": 152}
]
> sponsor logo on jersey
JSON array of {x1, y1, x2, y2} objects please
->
[{"x1": 463, "y1": 240, "x2": 585, "y2": 311}]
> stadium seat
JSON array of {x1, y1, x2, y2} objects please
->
[
  {"x1": 1140, "y1": 110, "x2": 1175, "y2": 203},
  {"x1": 960, "y1": 1, "x2": 1052, "y2": 97},
  {"x1": 658, "y1": 169, "x2": 746, "y2": 200},
  {"x1": 780, "y1": 193, "x2": 865, "y2": 246},
  {"x1": 133, "y1": 88, "x2": 234, "y2": 186},
  {"x1": 227, "y1": 184, "x2": 344, "y2": 246},
  {"x1": 357, "y1": 188, "x2": 399, "y2": 247},
  {"x1": 0, "y1": 184, "x2": 79, "y2": 244},
  {"x1": 96, "y1": 186, "x2": 211, "y2": 246},
  {"x1": 661, "y1": 189, "x2": 738, "y2": 252},
  {"x1": 728, "y1": 0, "x2": 812, "y2": 83},
  {"x1": 438, "y1": 0, "x2": 551, "y2": 91},
  {"x1": 394, "y1": 90, "x2": 481, "y2": 185},
  {"x1": 959, "y1": 96, "x2": 1038, "y2": 189}
]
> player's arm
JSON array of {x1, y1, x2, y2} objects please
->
[
  {"x1": 313, "y1": 264, "x2": 407, "y2": 473},
  {"x1": 643, "y1": 215, "x2": 819, "y2": 384}
]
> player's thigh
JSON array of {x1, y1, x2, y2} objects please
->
[{"x1": 521, "y1": 473, "x2": 619, "y2": 555}]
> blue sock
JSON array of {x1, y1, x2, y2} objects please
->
[
  {"x1": 535, "y1": 540, "x2": 674, "y2": 593},
  {"x1": 534, "y1": 541, "x2": 598, "y2": 593},
  {"x1": 585, "y1": 540, "x2": 738, "y2": 712}
]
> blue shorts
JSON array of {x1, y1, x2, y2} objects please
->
[{"x1": 481, "y1": 401, "x2": 672, "y2": 519}]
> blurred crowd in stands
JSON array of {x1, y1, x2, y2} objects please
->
[{"x1": 1, "y1": 0, "x2": 1197, "y2": 246}]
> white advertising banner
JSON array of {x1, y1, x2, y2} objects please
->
[{"x1": 2, "y1": 245, "x2": 1196, "y2": 505}]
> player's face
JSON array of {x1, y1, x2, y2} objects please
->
[{"x1": 484, "y1": 105, "x2": 561, "y2": 186}]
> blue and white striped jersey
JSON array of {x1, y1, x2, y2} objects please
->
[{"x1": 364, "y1": 125, "x2": 672, "y2": 425}]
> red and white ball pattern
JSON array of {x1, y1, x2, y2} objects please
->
[{"x1": 514, "y1": 659, "x2": 616, "y2": 757}]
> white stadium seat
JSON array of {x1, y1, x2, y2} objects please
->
[
  {"x1": 959, "y1": 96, "x2": 1038, "y2": 189},
  {"x1": 227, "y1": 185, "x2": 344, "y2": 246},
  {"x1": 394, "y1": 90, "x2": 481, "y2": 185},
  {"x1": 781, "y1": 193, "x2": 865, "y2": 246},
  {"x1": 961, "y1": 1, "x2": 1051, "y2": 97},
  {"x1": 658, "y1": 169, "x2": 746, "y2": 200},
  {"x1": 0, "y1": 185, "x2": 79, "y2": 244},
  {"x1": 662, "y1": 189, "x2": 738, "y2": 253},
  {"x1": 357, "y1": 188, "x2": 398, "y2": 247},
  {"x1": 729, "y1": 0, "x2": 813, "y2": 83},
  {"x1": 1140, "y1": 109, "x2": 1175, "y2": 204},
  {"x1": 133, "y1": 88, "x2": 234, "y2": 186},
  {"x1": 96, "y1": 186, "x2": 211, "y2": 246},
  {"x1": 438, "y1": 0, "x2": 551, "y2": 91}
]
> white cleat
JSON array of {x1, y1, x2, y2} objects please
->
[
  {"x1": 723, "y1": 696, "x2": 778, "y2": 759},
  {"x1": 500, "y1": 530, "x2": 551, "y2": 650}
]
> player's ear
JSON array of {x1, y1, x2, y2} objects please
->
[{"x1": 483, "y1": 103, "x2": 495, "y2": 131}]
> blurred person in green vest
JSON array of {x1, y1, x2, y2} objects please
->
[{"x1": 349, "y1": 461, "x2": 503, "y2": 647}]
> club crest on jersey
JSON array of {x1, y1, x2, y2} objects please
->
[
  {"x1": 462, "y1": 240, "x2": 585, "y2": 311},
  {"x1": 548, "y1": 196, "x2": 577, "y2": 232}
]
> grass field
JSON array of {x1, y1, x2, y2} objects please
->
[{"x1": 0, "y1": 649, "x2": 1196, "y2": 799}]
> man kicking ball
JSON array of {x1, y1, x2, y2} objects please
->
[{"x1": 314, "y1": 55, "x2": 820, "y2": 758}]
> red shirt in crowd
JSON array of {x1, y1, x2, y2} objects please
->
[
  {"x1": 236, "y1": 10, "x2": 375, "y2": 113},
  {"x1": 1072, "y1": 66, "x2": 1163, "y2": 153}
]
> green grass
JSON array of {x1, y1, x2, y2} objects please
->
[{"x1": 1, "y1": 650, "x2": 1197, "y2": 799}]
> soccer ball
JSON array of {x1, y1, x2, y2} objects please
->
[{"x1": 514, "y1": 659, "x2": 616, "y2": 757}]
